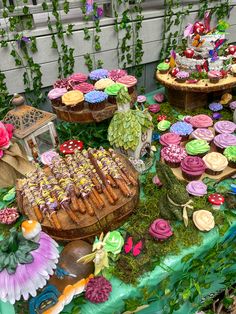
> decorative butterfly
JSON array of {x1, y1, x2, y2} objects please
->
[
  {"x1": 196, "y1": 60, "x2": 209, "y2": 73},
  {"x1": 124, "y1": 237, "x2": 143, "y2": 257},
  {"x1": 209, "y1": 39, "x2": 226, "y2": 62}
]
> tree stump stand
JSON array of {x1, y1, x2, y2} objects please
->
[{"x1": 156, "y1": 72, "x2": 236, "y2": 111}]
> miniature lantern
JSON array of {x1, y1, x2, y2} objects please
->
[
  {"x1": 3, "y1": 94, "x2": 58, "y2": 160},
  {"x1": 108, "y1": 87, "x2": 153, "y2": 160}
]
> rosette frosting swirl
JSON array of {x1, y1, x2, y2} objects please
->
[
  {"x1": 181, "y1": 156, "x2": 206, "y2": 176},
  {"x1": 48, "y1": 88, "x2": 67, "y2": 100},
  {"x1": 104, "y1": 83, "x2": 125, "y2": 96},
  {"x1": 203, "y1": 152, "x2": 228, "y2": 171},
  {"x1": 193, "y1": 210, "x2": 215, "y2": 231},
  {"x1": 185, "y1": 139, "x2": 210, "y2": 155},
  {"x1": 73, "y1": 82, "x2": 94, "y2": 94},
  {"x1": 104, "y1": 231, "x2": 124, "y2": 255},
  {"x1": 214, "y1": 133, "x2": 236, "y2": 149},
  {"x1": 224, "y1": 145, "x2": 236, "y2": 162},
  {"x1": 170, "y1": 121, "x2": 193, "y2": 136},
  {"x1": 214, "y1": 120, "x2": 236, "y2": 134},
  {"x1": 108, "y1": 69, "x2": 127, "y2": 81},
  {"x1": 158, "y1": 120, "x2": 171, "y2": 131},
  {"x1": 68, "y1": 72, "x2": 88, "y2": 85},
  {"x1": 89, "y1": 68, "x2": 109, "y2": 80},
  {"x1": 85, "y1": 91, "x2": 108, "y2": 104},
  {"x1": 149, "y1": 219, "x2": 173, "y2": 240},
  {"x1": 117, "y1": 75, "x2": 137, "y2": 87},
  {"x1": 186, "y1": 180, "x2": 207, "y2": 196},
  {"x1": 95, "y1": 78, "x2": 115, "y2": 90},
  {"x1": 62, "y1": 90, "x2": 84, "y2": 106},
  {"x1": 160, "y1": 132, "x2": 181, "y2": 146},
  {"x1": 191, "y1": 128, "x2": 214, "y2": 142},
  {"x1": 190, "y1": 114, "x2": 213, "y2": 128}
]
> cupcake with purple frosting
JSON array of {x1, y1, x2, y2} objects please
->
[
  {"x1": 191, "y1": 128, "x2": 214, "y2": 143},
  {"x1": 89, "y1": 68, "x2": 109, "y2": 82},
  {"x1": 214, "y1": 120, "x2": 236, "y2": 134},
  {"x1": 186, "y1": 181, "x2": 207, "y2": 197},
  {"x1": 176, "y1": 71, "x2": 189, "y2": 83},
  {"x1": 170, "y1": 121, "x2": 193, "y2": 141},
  {"x1": 48, "y1": 87, "x2": 67, "y2": 107},
  {"x1": 214, "y1": 133, "x2": 236, "y2": 153}
]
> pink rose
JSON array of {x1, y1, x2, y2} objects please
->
[
  {"x1": 149, "y1": 219, "x2": 173, "y2": 241},
  {"x1": 153, "y1": 93, "x2": 164, "y2": 103},
  {"x1": 4, "y1": 123, "x2": 14, "y2": 139},
  {"x1": 148, "y1": 104, "x2": 160, "y2": 113},
  {"x1": 0, "y1": 150, "x2": 3, "y2": 158},
  {"x1": 0, "y1": 122, "x2": 10, "y2": 149}
]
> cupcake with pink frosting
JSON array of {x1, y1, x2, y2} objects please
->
[
  {"x1": 149, "y1": 219, "x2": 173, "y2": 241},
  {"x1": 73, "y1": 82, "x2": 94, "y2": 94},
  {"x1": 189, "y1": 114, "x2": 213, "y2": 128},
  {"x1": 48, "y1": 87, "x2": 67, "y2": 107},
  {"x1": 214, "y1": 120, "x2": 236, "y2": 134},
  {"x1": 208, "y1": 70, "x2": 222, "y2": 83},
  {"x1": 108, "y1": 69, "x2": 127, "y2": 81},
  {"x1": 160, "y1": 132, "x2": 181, "y2": 146},
  {"x1": 161, "y1": 144, "x2": 187, "y2": 168},
  {"x1": 181, "y1": 156, "x2": 206, "y2": 181},
  {"x1": 68, "y1": 72, "x2": 88, "y2": 88},
  {"x1": 186, "y1": 180, "x2": 207, "y2": 197},
  {"x1": 117, "y1": 75, "x2": 137, "y2": 94},
  {"x1": 191, "y1": 128, "x2": 214, "y2": 143}
]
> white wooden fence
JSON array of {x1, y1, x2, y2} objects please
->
[{"x1": 0, "y1": 0, "x2": 236, "y2": 94}]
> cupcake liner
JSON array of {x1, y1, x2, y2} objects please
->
[
  {"x1": 108, "y1": 95, "x2": 117, "y2": 104},
  {"x1": 182, "y1": 171, "x2": 202, "y2": 181},
  {"x1": 205, "y1": 168, "x2": 223, "y2": 176},
  {"x1": 176, "y1": 78, "x2": 187, "y2": 83},
  {"x1": 209, "y1": 77, "x2": 220, "y2": 84},
  {"x1": 159, "y1": 70, "x2": 169, "y2": 74},
  {"x1": 51, "y1": 97, "x2": 62, "y2": 107},
  {"x1": 67, "y1": 100, "x2": 84, "y2": 112},
  {"x1": 228, "y1": 160, "x2": 236, "y2": 168},
  {"x1": 88, "y1": 100, "x2": 106, "y2": 111},
  {"x1": 165, "y1": 160, "x2": 181, "y2": 168},
  {"x1": 181, "y1": 135, "x2": 189, "y2": 142}
]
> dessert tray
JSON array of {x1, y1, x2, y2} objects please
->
[
  {"x1": 52, "y1": 90, "x2": 137, "y2": 123},
  {"x1": 16, "y1": 148, "x2": 139, "y2": 241}
]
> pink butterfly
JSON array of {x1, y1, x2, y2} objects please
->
[{"x1": 124, "y1": 237, "x2": 143, "y2": 257}]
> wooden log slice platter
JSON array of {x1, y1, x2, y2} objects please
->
[
  {"x1": 156, "y1": 72, "x2": 236, "y2": 111},
  {"x1": 52, "y1": 90, "x2": 137, "y2": 123},
  {"x1": 17, "y1": 153, "x2": 139, "y2": 242}
]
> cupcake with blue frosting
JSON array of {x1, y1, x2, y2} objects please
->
[
  {"x1": 89, "y1": 68, "x2": 109, "y2": 82},
  {"x1": 170, "y1": 121, "x2": 193, "y2": 141},
  {"x1": 85, "y1": 90, "x2": 108, "y2": 111}
]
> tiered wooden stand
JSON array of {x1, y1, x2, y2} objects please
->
[
  {"x1": 52, "y1": 90, "x2": 137, "y2": 123},
  {"x1": 156, "y1": 72, "x2": 236, "y2": 111},
  {"x1": 17, "y1": 154, "x2": 139, "y2": 242}
]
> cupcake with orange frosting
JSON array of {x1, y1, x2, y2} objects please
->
[
  {"x1": 117, "y1": 75, "x2": 137, "y2": 94},
  {"x1": 62, "y1": 90, "x2": 84, "y2": 111},
  {"x1": 22, "y1": 220, "x2": 42, "y2": 242}
]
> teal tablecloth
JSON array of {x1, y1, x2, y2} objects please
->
[{"x1": 1, "y1": 89, "x2": 236, "y2": 314}]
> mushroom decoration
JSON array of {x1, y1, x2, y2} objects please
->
[
  {"x1": 208, "y1": 193, "x2": 225, "y2": 210},
  {"x1": 59, "y1": 140, "x2": 84, "y2": 154}
]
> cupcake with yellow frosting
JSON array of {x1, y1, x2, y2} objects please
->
[
  {"x1": 203, "y1": 152, "x2": 228, "y2": 175},
  {"x1": 94, "y1": 78, "x2": 115, "y2": 91},
  {"x1": 185, "y1": 139, "x2": 210, "y2": 157},
  {"x1": 62, "y1": 90, "x2": 84, "y2": 111}
]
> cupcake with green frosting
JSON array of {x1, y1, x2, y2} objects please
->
[
  {"x1": 224, "y1": 145, "x2": 236, "y2": 168},
  {"x1": 105, "y1": 83, "x2": 126, "y2": 104},
  {"x1": 157, "y1": 62, "x2": 169, "y2": 74},
  {"x1": 185, "y1": 139, "x2": 210, "y2": 157},
  {"x1": 158, "y1": 120, "x2": 171, "y2": 132}
]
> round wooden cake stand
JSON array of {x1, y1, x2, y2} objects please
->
[
  {"x1": 19, "y1": 154, "x2": 139, "y2": 242},
  {"x1": 52, "y1": 91, "x2": 137, "y2": 123},
  {"x1": 156, "y1": 72, "x2": 236, "y2": 111}
]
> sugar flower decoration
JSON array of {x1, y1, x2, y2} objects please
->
[
  {"x1": 85, "y1": 276, "x2": 112, "y2": 303},
  {"x1": 0, "y1": 220, "x2": 59, "y2": 304},
  {"x1": 0, "y1": 208, "x2": 19, "y2": 225},
  {"x1": 209, "y1": 102, "x2": 223, "y2": 112}
]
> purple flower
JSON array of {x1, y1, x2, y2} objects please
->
[
  {"x1": 95, "y1": 7, "x2": 103, "y2": 19},
  {"x1": 229, "y1": 101, "x2": 236, "y2": 110},
  {"x1": 17, "y1": 36, "x2": 30, "y2": 49},
  {"x1": 86, "y1": 0, "x2": 93, "y2": 14},
  {"x1": 212, "y1": 112, "x2": 222, "y2": 120},
  {"x1": 209, "y1": 102, "x2": 223, "y2": 112}
]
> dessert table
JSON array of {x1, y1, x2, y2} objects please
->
[{"x1": 0, "y1": 89, "x2": 236, "y2": 314}]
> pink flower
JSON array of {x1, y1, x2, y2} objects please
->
[
  {"x1": 0, "y1": 122, "x2": 10, "y2": 150},
  {"x1": 149, "y1": 219, "x2": 173, "y2": 241},
  {"x1": 153, "y1": 93, "x2": 164, "y2": 103},
  {"x1": 152, "y1": 175, "x2": 162, "y2": 187},
  {"x1": 4, "y1": 123, "x2": 14, "y2": 139},
  {"x1": 148, "y1": 104, "x2": 160, "y2": 113},
  {"x1": 0, "y1": 150, "x2": 3, "y2": 159}
]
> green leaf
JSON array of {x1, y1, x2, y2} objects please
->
[{"x1": 182, "y1": 289, "x2": 191, "y2": 300}]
